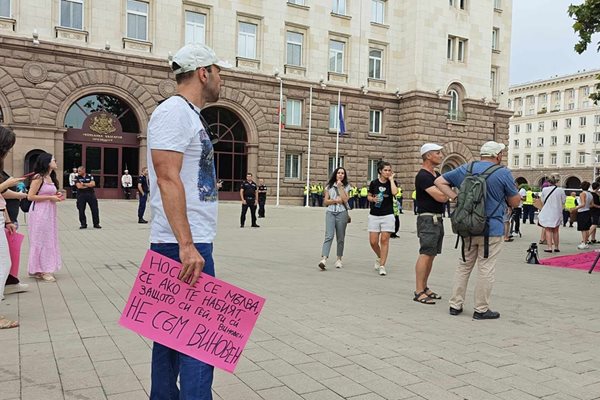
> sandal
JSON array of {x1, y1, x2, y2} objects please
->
[
  {"x1": 424, "y1": 287, "x2": 442, "y2": 300},
  {"x1": 41, "y1": 273, "x2": 56, "y2": 282},
  {"x1": 504, "y1": 238, "x2": 514, "y2": 242},
  {"x1": 554, "y1": 249, "x2": 560, "y2": 252},
  {"x1": 413, "y1": 291, "x2": 436, "y2": 304},
  {"x1": 0, "y1": 317, "x2": 19, "y2": 329}
]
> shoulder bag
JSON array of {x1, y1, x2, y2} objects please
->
[
  {"x1": 534, "y1": 186, "x2": 558, "y2": 210},
  {"x1": 334, "y1": 185, "x2": 352, "y2": 223}
]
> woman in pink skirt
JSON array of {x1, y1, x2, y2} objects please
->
[{"x1": 27, "y1": 153, "x2": 64, "y2": 282}]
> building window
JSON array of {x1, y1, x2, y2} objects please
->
[
  {"x1": 596, "y1": 115, "x2": 600, "y2": 126},
  {"x1": 371, "y1": 0, "x2": 384, "y2": 24},
  {"x1": 369, "y1": 49, "x2": 382, "y2": 79},
  {"x1": 285, "y1": 154, "x2": 301, "y2": 179},
  {"x1": 60, "y1": 0, "x2": 83, "y2": 30},
  {"x1": 584, "y1": 86, "x2": 591, "y2": 96},
  {"x1": 494, "y1": 0, "x2": 501, "y2": 9},
  {"x1": 332, "y1": 0, "x2": 346, "y2": 15},
  {"x1": 329, "y1": 40, "x2": 345, "y2": 73},
  {"x1": 564, "y1": 152, "x2": 571, "y2": 165},
  {"x1": 525, "y1": 154, "x2": 531, "y2": 166},
  {"x1": 286, "y1": 99, "x2": 302, "y2": 127},
  {"x1": 579, "y1": 152, "x2": 586, "y2": 164},
  {"x1": 457, "y1": 39, "x2": 466, "y2": 61},
  {"x1": 0, "y1": 0, "x2": 9, "y2": 17},
  {"x1": 514, "y1": 124, "x2": 520, "y2": 134},
  {"x1": 459, "y1": 0, "x2": 466, "y2": 9},
  {"x1": 526, "y1": 123, "x2": 532, "y2": 133},
  {"x1": 286, "y1": 31, "x2": 303, "y2": 66},
  {"x1": 537, "y1": 137, "x2": 544, "y2": 147},
  {"x1": 538, "y1": 122, "x2": 544, "y2": 132},
  {"x1": 525, "y1": 138, "x2": 531, "y2": 148},
  {"x1": 492, "y1": 27, "x2": 499, "y2": 50},
  {"x1": 551, "y1": 120, "x2": 557, "y2": 130},
  {"x1": 447, "y1": 37, "x2": 453, "y2": 60},
  {"x1": 447, "y1": 36, "x2": 467, "y2": 62},
  {"x1": 513, "y1": 155, "x2": 519, "y2": 167},
  {"x1": 185, "y1": 11, "x2": 206, "y2": 45},
  {"x1": 368, "y1": 159, "x2": 381, "y2": 181},
  {"x1": 288, "y1": 0, "x2": 305, "y2": 5},
  {"x1": 579, "y1": 133, "x2": 586, "y2": 144},
  {"x1": 550, "y1": 153, "x2": 557, "y2": 165},
  {"x1": 369, "y1": 110, "x2": 382, "y2": 133},
  {"x1": 126, "y1": 0, "x2": 148, "y2": 41},
  {"x1": 566, "y1": 118, "x2": 572, "y2": 128},
  {"x1": 329, "y1": 104, "x2": 345, "y2": 131},
  {"x1": 238, "y1": 22, "x2": 257, "y2": 59},
  {"x1": 537, "y1": 154, "x2": 544, "y2": 166},
  {"x1": 328, "y1": 156, "x2": 344, "y2": 172},
  {"x1": 551, "y1": 136, "x2": 557, "y2": 146},
  {"x1": 490, "y1": 68, "x2": 497, "y2": 95},
  {"x1": 448, "y1": 89, "x2": 459, "y2": 120},
  {"x1": 580, "y1": 116, "x2": 587, "y2": 127},
  {"x1": 513, "y1": 139, "x2": 519, "y2": 148},
  {"x1": 595, "y1": 132, "x2": 600, "y2": 143},
  {"x1": 565, "y1": 135, "x2": 571, "y2": 144}
]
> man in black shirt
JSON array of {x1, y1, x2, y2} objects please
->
[
  {"x1": 137, "y1": 167, "x2": 149, "y2": 223},
  {"x1": 240, "y1": 172, "x2": 259, "y2": 228},
  {"x1": 74, "y1": 166, "x2": 101, "y2": 229},
  {"x1": 367, "y1": 161, "x2": 397, "y2": 276},
  {"x1": 257, "y1": 178, "x2": 267, "y2": 218},
  {"x1": 413, "y1": 143, "x2": 448, "y2": 304}
]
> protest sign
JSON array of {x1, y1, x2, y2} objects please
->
[{"x1": 119, "y1": 250, "x2": 265, "y2": 373}]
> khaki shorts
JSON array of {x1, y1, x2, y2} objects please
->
[{"x1": 368, "y1": 214, "x2": 395, "y2": 233}]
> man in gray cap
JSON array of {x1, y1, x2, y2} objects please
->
[
  {"x1": 412, "y1": 143, "x2": 448, "y2": 305},
  {"x1": 145, "y1": 43, "x2": 231, "y2": 399},
  {"x1": 434, "y1": 141, "x2": 520, "y2": 320}
]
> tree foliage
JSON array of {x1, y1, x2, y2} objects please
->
[{"x1": 569, "y1": 0, "x2": 600, "y2": 103}]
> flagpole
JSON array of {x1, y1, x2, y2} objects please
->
[
  {"x1": 305, "y1": 86, "x2": 313, "y2": 207},
  {"x1": 335, "y1": 90, "x2": 340, "y2": 169},
  {"x1": 276, "y1": 74, "x2": 283, "y2": 207}
]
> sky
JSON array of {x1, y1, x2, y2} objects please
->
[{"x1": 510, "y1": 0, "x2": 600, "y2": 85}]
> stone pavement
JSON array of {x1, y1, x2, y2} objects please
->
[{"x1": 1, "y1": 200, "x2": 600, "y2": 400}]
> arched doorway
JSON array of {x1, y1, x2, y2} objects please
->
[
  {"x1": 63, "y1": 94, "x2": 140, "y2": 198},
  {"x1": 24, "y1": 149, "x2": 45, "y2": 174},
  {"x1": 441, "y1": 155, "x2": 466, "y2": 174},
  {"x1": 202, "y1": 106, "x2": 248, "y2": 200},
  {"x1": 565, "y1": 176, "x2": 582, "y2": 189}
]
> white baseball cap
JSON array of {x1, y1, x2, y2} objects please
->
[
  {"x1": 480, "y1": 141, "x2": 506, "y2": 157},
  {"x1": 420, "y1": 143, "x2": 443, "y2": 156},
  {"x1": 170, "y1": 44, "x2": 232, "y2": 75}
]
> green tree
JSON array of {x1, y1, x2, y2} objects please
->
[{"x1": 569, "y1": 0, "x2": 600, "y2": 103}]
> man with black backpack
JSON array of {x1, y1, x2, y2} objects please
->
[{"x1": 434, "y1": 141, "x2": 520, "y2": 320}]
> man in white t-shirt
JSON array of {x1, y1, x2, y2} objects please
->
[
  {"x1": 121, "y1": 170, "x2": 132, "y2": 199},
  {"x1": 146, "y1": 43, "x2": 231, "y2": 400},
  {"x1": 68, "y1": 168, "x2": 78, "y2": 198}
]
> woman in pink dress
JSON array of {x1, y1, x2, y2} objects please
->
[{"x1": 27, "y1": 153, "x2": 64, "y2": 282}]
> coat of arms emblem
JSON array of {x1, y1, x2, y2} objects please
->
[{"x1": 89, "y1": 114, "x2": 116, "y2": 134}]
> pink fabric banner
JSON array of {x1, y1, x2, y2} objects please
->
[
  {"x1": 4, "y1": 229, "x2": 24, "y2": 277},
  {"x1": 119, "y1": 250, "x2": 266, "y2": 373}
]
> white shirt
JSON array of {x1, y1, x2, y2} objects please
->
[
  {"x1": 538, "y1": 185, "x2": 566, "y2": 228},
  {"x1": 518, "y1": 187, "x2": 526, "y2": 207},
  {"x1": 68, "y1": 172, "x2": 77, "y2": 186},
  {"x1": 147, "y1": 96, "x2": 218, "y2": 243},
  {"x1": 326, "y1": 184, "x2": 351, "y2": 212},
  {"x1": 121, "y1": 174, "x2": 132, "y2": 187}
]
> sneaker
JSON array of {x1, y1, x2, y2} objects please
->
[
  {"x1": 334, "y1": 259, "x2": 343, "y2": 269},
  {"x1": 318, "y1": 258, "x2": 327, "y2": 271},
  {"x1": 93, "y1": 225, "x2": 102, "y2": 229},
  {"x1": 138, "y1": 219, "x2": 148, "y2": 224},
  {"x1": 79, "y1": 225, "x2": 87, "y2": 229},
  {"x1": 577, "y1": 242, "x2": 590, "y2": 250},
  {"x1": 3, "y1": 283, "x2": 29, "y2": 295},
  {"x1": 449, "y1": 306, "x2": 463, "y2": 316},
  {"x1": 373, "y1": 258, "x2": 381, "y2": 271},
  {"x1": 473, "y1": 310, "x2": 500, "y2": 320},
  {"x1": 378, "y1": 266, "x2": 387, "y2": 276},
  {"x1": 251, "y1": 224, "x2": 260, "y2": 228}
]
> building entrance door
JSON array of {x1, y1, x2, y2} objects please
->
[{"x1": 202, "y1": 107, "x2": 248, "y2": 200}]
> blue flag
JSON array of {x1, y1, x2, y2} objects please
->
[{"x1": 338, "y1": 105, "x2": 346, "y2": 135}]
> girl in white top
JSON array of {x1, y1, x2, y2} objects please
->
[
  {"x1": 318, "y1": 168, "x2": 351, "y2": 270},
  {"x1": 537, "y1": 176, "x2": 566, "y2": 253}
]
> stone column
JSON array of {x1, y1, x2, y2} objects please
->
[
  {"x1": 138, "y1": 136, "x2": 148, "y2": 170},
  {"x1": 247, "y1": 143, "x2": 258, "y2": 176},
  {"x1": 54, "y1": 129, "x2": 66, "y2": 188}
]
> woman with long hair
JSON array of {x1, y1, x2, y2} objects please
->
[
  {"x1": 575, "y1": 181, "x2": 593, "y2": 250},
  {"x1": 318, "y1": 167, "x2": 351, "y2": 270},
  {"x1": 27, "y1": 152, "x2": 64, "y2": 282},
  {"x1": 0, "y1": 125, "x2": 24, "y2": 328}
]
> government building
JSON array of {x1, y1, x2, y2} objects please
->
[
  {"x1": 508, "y1": 69, "x2": 600, "y2": 189},
  {"x1": 0, "y1": 0, "x2": 512, "y2": 202}
]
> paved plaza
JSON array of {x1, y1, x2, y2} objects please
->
[{"x1": 1, "y1": 200, "x2": 600, "y2": 400}]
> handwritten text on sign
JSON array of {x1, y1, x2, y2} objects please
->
[{"x1": 119, "y1": 250, "x2": 265, "y2": 373}]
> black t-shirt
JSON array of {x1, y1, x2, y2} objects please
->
[
  {"x1": 592, "y1": 192, "x2": 600, "y2": 216},
  {"x1": 415, "y1": 169, "x2": 445, "y2": 214},
  {"x1": 369, "y1": 179, "x2": 394, "y2": 216},
  {"x1": 258, "y1": 184, "x2": 267, "y2": 200},
  {"x1": 241, "y1": 181, "x2": 257, "y2": 201}
]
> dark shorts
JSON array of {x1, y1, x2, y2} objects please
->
[
  {"x1": 592, "y1": 210, "x2": 600, "y2": 226},
  {"x1": 417, "y1": 214, "x2": 444, "y2": 256},
  {"x1": 577, "y1": 210, "x2": 592, "y2": 231}
]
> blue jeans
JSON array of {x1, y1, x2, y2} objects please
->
[
  {"x1": 149, "y1": 242, "x2": 215, "y2": 400},
  {"x1": 138, "y1": 193, "x2": 148, "y2": 219}
]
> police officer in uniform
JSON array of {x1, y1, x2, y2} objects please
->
[
  {"x1": 240, "y1": 172, "x2": 259, "y2": 228},
  {"x1": 257, "y1": 178, "x2": 267, "y2": 218},
  {"x1": 75, "y1": 166, "x2": 101, "y2": 229}
]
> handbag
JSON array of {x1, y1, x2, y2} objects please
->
[
  {"x1": 19, "y1": 177, "x2": 42, "y2": 213},
  {"x1": 335, "y1": 185, "x2": 352, "y2": 223},
  {"x1": 533, "y1": 186, "x2": 558, "y2": 210}
]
